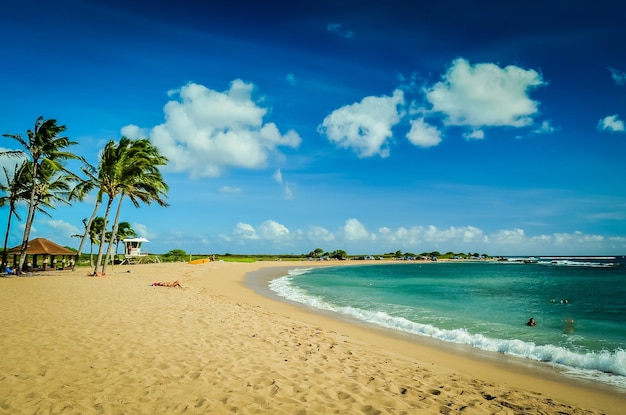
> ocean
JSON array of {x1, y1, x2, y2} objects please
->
[{"x1": 268, "y1": 258, "x2": 626, "y2": 389}]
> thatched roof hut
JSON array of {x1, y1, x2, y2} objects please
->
[
  {"x1": 6, "y1": 238, "x2": 75, "y2": 271},
  {"x1": 8, "y1": 238, "x2": 75, "y2": 256}
]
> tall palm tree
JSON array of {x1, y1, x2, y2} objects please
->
[
  {"x1": 100, "y1": 138, "x2": 168, "y2": 274},
  {"x1": 2, "y1": 117, "x2": 78, "y2": 273},
  {"x1": 91, "y1": 138, "x2": 128, "y2": 275},
  {"x1": 68, "y1": 159, "x2": 103, "y2": 271},
  {"x1": 0, "y1": 162, "x2": 30, "y2": 271}
]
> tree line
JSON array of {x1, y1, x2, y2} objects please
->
[{"x1": 1, "y1": 116, "x2": 169, "y2": 275}]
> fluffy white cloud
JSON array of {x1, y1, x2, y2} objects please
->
[
  {"x1": 258, "y1": 220, "x2": 291, "y2": 241},
  {"x1": 233, "y1": 222, "x2": 259, "y2": 240},
  {"x1": 306, "y1": 225, "x2": 335, "y2": 242},
  {"x1": 406, "y1": 118, "x2": 442, "y2": 147},
  {"x1": 120, "y1": 124, "x2": 148, "y2": 139},
  {"x1": 378, "y1": 225, "x2": 485, "y2": 245},
  {"x1": 463, "y1": 129, "x2": 485, "y2": 140},
  {"x1": 491, "y1": 228, "x2": 526, "y2": 244},
  {"x1": 342, "y1": 218, "x2": 371, "y2": 241},
  {"x1": 319, "y1": 90, "x2": 404, "y2": 158},
  {"x1": 598, "y1": 114, "x2": 625, "y2": 132},
  {"x1": 144, "y1": 80, "x2": 301, "y2": 178},
  {"x1": 425, "y1": 58, "x2": 545, "y2": 128}
]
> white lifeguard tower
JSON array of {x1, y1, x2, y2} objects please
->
[{"x1": 121, "y1": 237, "x2": 152, "y2": 264}]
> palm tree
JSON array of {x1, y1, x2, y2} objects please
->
[
  {"x1": 91, "y1": 138, "x2": 128, "y2": 275},
  {"x1": 101, "y1": 138, "x2": 168, "y2": 274},
  {"x1": 2, "y1": 117, "x2": 78, "y2": 273},
  {"x1": 72, "y1": 216, "x2": 105, "y2": 267},
  {"x1": 92, "y1": 138, "x2": 168, "y2": 275},
  {"x1": 0, "y1": 162, "x2": 30, "y2": 271},
  {"x1": 68, "y1": 159, "x2": 103, "y2": 271}
]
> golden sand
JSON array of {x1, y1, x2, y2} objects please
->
[{"x1": 0, "y1": 261, "x2": 623, "y2": 414}]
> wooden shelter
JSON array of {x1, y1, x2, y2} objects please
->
[{"x1": 7, "y1": 237, "x2": 76, "y2": 271}]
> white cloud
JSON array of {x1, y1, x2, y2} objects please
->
[
  {"x1": 598, "y1": 114, "x2": 625, "y2": 132},
  {"x1": 258, "y1": 220, "x2": 291, "y2": 242},
  {"x1": 283, "y1": 182, "x2": 295, "y2": 200},
  {"x1": 327, "y1": 23, "x2": 354, "y2": 39},
  {"x1": 319, "y1": 89, "x2": 404, "y2": 158},
  {"x1": 378, "y1": 225, "x2": 485, "y2": 246},
  {"x1": 406, "y1": 118, "x2": 443, "y2": 147},
  {"x1": 491, "y1": 228, "x2": 527, "y2": 244},
  {"x1": 146, "y1": 80, "x2": 302, "y2": 178},
  {"x1": 342, "y1": 218, "x2": 371, "y2": 241},
  {"x1": 534, "y1": 120, "x2": 555, "y2": 134},
  {"x1": 43, "y1": 219, "x2": 80, "y2": 239},
  {"x1": 306, "y1": 225, "x2": 335, "y2": 242},
  {"x1": 219, "y1": 186, "x2": 241, "y2": 193},
  {"x1": 273, "y1": 168, "x2": 283, "y2": 184},
  {"x1": 120, "y1": 124, "x2": 148, "y2": 139},
  {"x1": 132, "y1": 223, "x2": 154, "y2": 239},
  {"x1": 463, "y1": 129, "x2": 485, "y2": 140},
  {"x1": 425, "y1": 58, "x2": 545, "y2": 128},
  {"x1": 286, "y1": 73, "x2": 297, "y2": 86},
  {"x1": 609, "y1": 67, "x2": 626, "y2": 86},
  {"x1": 233, "y1": 222, "x2": 259, "y2": 240}
]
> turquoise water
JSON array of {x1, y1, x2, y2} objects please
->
[{"x1": 269, "y1": 259, "x2": 626, "y2": 388}]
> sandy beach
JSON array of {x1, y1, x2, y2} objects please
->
[{"x1": 0, "y1": 261, "x2": 623, "y2": 414}]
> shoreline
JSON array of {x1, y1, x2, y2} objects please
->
[
  {"x1": 241, "y1": 262, "x2": 626, "y2": 411},
  {"x1": 0, "y1": 260, "x2": 623, "y2": 414}
]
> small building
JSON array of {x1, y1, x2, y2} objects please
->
[
  {"x1": 6, "y1": 238, "x2": 76, "y2": 271},
  {"x1": 121, "y1": 238, "x2": 152, "y2": 264}
]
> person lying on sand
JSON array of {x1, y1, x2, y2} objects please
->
[{"x1": 152, "y1": 280, "x2": 182, "y2": 288}]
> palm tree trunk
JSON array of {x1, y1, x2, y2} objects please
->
[
  {"x1": 1, "y1": 210, "x2": 14, "y2": 272},
  {"x1": 102, "y1": 194, "x2": 125, "y2": 275},
  {"x1": 17, "y1": 164, "x2": 39, "y2": 274},
  {"x1": 72, "y1": 200, "x2": 100, "y2": 271},
  {"x1": 93, "y1": 197, "x2": 113, "y2": 275},
  {"x1": 17, "y1": 188, "x2": 35, "y2": 274}
]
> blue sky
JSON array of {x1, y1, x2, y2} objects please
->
[{"x1": 1, "y1": 0, "x2": 625, "y2": 256}]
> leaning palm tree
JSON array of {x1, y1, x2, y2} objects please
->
[
  {"x1": 101, "y1": 139, "x2": 168, "y2": 274},
  {"x1": 68, "y1": 159, "x2": 103, "y2": 271},
  {"x1": 0, "y1": 162, "x2": 30, "y2": 271},
  {"x1": 2, "y1": 117, "x2": 79, "y2": 273},
  {"x1": 91, "y1": 138, "x2": 129, "y2": 275}
]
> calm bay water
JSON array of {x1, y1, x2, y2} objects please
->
[{"x1": 269, "y1": 259, "x2": 626, "y2": 388}]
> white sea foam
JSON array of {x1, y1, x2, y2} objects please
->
[{"x1": 270, "y1": 270, "x2": 626, "y2": 388}]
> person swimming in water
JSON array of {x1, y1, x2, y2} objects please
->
[{"x1": 526, "y1": 317, "x2": 536, "y2": 326}]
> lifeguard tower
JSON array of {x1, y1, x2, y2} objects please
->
[{"x1": 121, "y1": 237, "x2": 152, "y2": 264}]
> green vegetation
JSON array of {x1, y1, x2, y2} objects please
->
[{"x1": 1, "y1": 118, "x2": 169, "y2": 274}]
